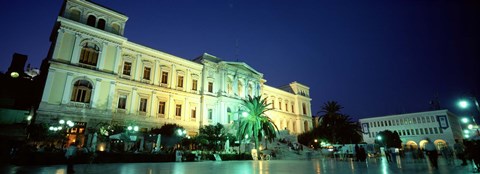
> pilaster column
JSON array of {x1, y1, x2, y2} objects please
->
[
  {"x1": 233, "y1": 76, "x2": 238, "y2": 95},
  {"x1": 91, "y1": 78, "x2": 102, "y2": 108},
  {"x1": 243, "y1": 79, "x2": 248, "y2": 98},
  {"x1": 107, "y1": 81, "x2": 116, "y2": 110},
  {"x1": 130, "y1": 87, "x2": 137, "y2": 114},
  {"x1": 184, "y1": 98, "x2": 189, "y2": 121},
  {"x1": 70, "y1": 33, "x2": 82, "y2": 64},
  {"x1": 53, "y1": 29, "x2": 65, "y2": 59},
  {"x1": 62, "y1": 72, "x2": 75, "y2": 104},
  {"x1": 134, "y1": 54, "x2": 142, "y2": 81},
  {"x1": 98, "y1": 42, "x2": 107, "y2": 70},
  {"x1": 221, "y1": 71, "x2": 227, "y2": 94},
  {"x1": 113, "y1": 45, "x2": 122, "y2": 74},
  {"x1": 168, "y1": 95, "x2": 174, "y2": 119},
  {"x1": 170, "y1": 64, "x2": 176, "y2": 88},
  {"x1": 150, "y1": 91, "x2": 157, "y2": 117},
  {"x1": 42, "y1": 69, "x2": 56, "y2": 102},
  {"x1": 185, "y1": 69, "x2": 190, "y2": 92},
  {"x1": 153, "y1": 60, "x2": 159, "y2": 85}
]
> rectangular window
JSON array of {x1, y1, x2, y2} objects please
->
[
  {"x1": 411, "y1": 129, "x2": 414, "y2": 135},
  {"x1": 426, "y1": 116, "x2": 431, "y2": 123},
  {"x1": 388, "y1": 120, "x2": 392, "y2": 126},
  {"x1": 407, "y1": 130, "x2": 410, "y2": 135},
  {"x1": 279, "y1": 102, "x2": 282, "y2": 110},
  {"x1": 425, "y1": 128, "x2": 429, "y2": 134},
  {"x1": 143, "y1": 67, "x2": 151, "y2": 80},
  {"x1": 420, "y1": 128, "x2": 424, "y2": 134},
  {"x1": 415, "y1": 129, "x2": 419, "y2": 135},
  {"x1": 191, "y1": 108, "x2": 196, "y2": 119},
  {"x1": 434, "y1": 127, "x2": 438, "y2": 134},
  {"x1": 123, "y1": 62, "x2": 131, "y2": 76},
  {"x1": 272, "y1": 100, "x2": 275, "y2": 109},
  {"x1": 413, "y1": 118, "x2": 417, "y2": 124},
  {"x1": 161, "y1": 72, "x2": 168, "y2": 84},
  {"x1": 402, "y1": 130, "x2": 406, "y2": 135},
  {"x1": 285, "y1": 103, "x2": 288, "y2": 111},
  {"x1": 439, "y1": 128, "x2": 443, "y2": 133},
  {"x1": 431, "y1": 116, "x2": 436, "y2": 122},
  {"x1": 118, "y1": 95, "x2": 127, "y2": 109},
  {"x1": 422, "y1": 117, "x2": 426, "y2": 123},
  {"x1": 208, "y1": 109, "x2": 213, "y2": 120},
  {"x1": 302, "y1": 103, "x2": 307, "y2": 115},
  {"x1": 192, "y1": 79, "x2": 198, "y2": 91},
  {"x1": 139, "y1": 98, "x2": 147, "y2": 112},
  {"x1": 208, "y1": 82, "x2": 213, "y2": 93},
  {"x1": 177, "y1": 76, "x2": 184, "y2": 88},
  {"x1": 158, "y1": 101, "x2": 165, "y2": 114},
  {"x1": 175, "y1": 104, "x2": 182, "y2": 116},
  {"x1": 291, "y1": 105, "x2": 294, "y2": 113}
]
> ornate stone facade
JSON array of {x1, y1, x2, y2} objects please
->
[{"x1": 37, "y1": 0, "x2": 312, "y2": 138}]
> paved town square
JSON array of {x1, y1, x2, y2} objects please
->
[{"x1": 1, "y1": 157, "x2": 476, "y2": 174}]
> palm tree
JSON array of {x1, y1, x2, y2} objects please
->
[
  {"x1": 259, "y1": 116, "x2": 279, "y2": 149},
  {"x1": 237, "y1": 95, "x2": 275, "y2": 151},
  {"x1": 317, "y1": 101, "x2": 361, "y2": 144}
]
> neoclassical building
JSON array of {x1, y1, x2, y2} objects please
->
[
  {"x1": 36, "y1": 0, "x2": 312, "y2": 144},
  {"x1": 359, "y1": 110, "x2": 464, "y2": 150}
]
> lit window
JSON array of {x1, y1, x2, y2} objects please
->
[
  {"x1": 71, "y1": 80, "x2": 92, "y2": 103},
  {"x1": 208, "y1": 82, "x2": 213, "y2": 93},
  {"x1": 158, "y1": 101, "x2": 165, "y2": 114},
  {"x1": 291, "y1": 104, "x2": 294, "y2": 113},
  {"x1": 177, "y1": 76, "x2": 184, "y2": 88},
  {"x1": 175, "y1": 104, "x2": 182, "y2": 116},
  {"x1": 192, "y1": 79, "x2": 197, "y2": 91},
  {"x1": 272, "y1": 100, "x2": 275, "y2": 109},
  {"x1": 122, "y1": 62, "x2": 131, "y2": 76},
  {"x1": 191, "y1": 108, "x2": 196, "y2": 119},
  {"x1": 139, "y1": 98, "x2": 147, "y2": 112},
  {"x1": 161, "y1": 72, "x2": 168, "y2": 84},
  {"x1": 79, "y1": 42, "x2": 99, "y2": 66},
  {"x1": 143, "y1": 67, "x2": 151, "y2": 80},
  {"x1": 118, "y1": 95, "x2": 127, "y2": 109},
  {"x1": 208, "y1": 109, "x2": 213, "y2": 120}
]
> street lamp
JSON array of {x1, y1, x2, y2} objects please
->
[{"x1": 461, "y1": 118, "x2": 470, "y2": 124}]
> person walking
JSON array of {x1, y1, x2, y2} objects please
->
[
  {"x1": 441, "y1": 143, "x2": 454, "y2": 165},
  {"x1": 424, "y1": 138, "x2": 438, "y2": 169},
  {"x1": 65, "y1": 143, "x2": 77, "y2": 173},
  {"x1": 453, "y1": 139, "x2": 467, "y2": 166}
]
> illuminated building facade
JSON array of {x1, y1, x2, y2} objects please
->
[
  {"x1": 359, "y1": 110, "x2": 464, "y2": 150},
  {"x1": 36, "y1": 0, "x2": 312, "y2": 144}
]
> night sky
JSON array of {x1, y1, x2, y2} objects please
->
[{"x1": 0, "y1": 0, "x2": 478, "y2": 121}]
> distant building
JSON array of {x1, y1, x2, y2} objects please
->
[
  {"x1": 359, "y1": 110, "x2": 463, "y2": 150},
  {"x1": 36, "y1": 0, "x2": 312, "y2": 146}
]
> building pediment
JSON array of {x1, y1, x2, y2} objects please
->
[{"x1": 223, "y1": 61, "x2": 263, "y2": 78}]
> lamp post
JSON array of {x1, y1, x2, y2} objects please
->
[{"x1": 458, "y1": 97, "x2": 480, "y2": 138}]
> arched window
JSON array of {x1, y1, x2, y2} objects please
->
[
  {"x1": 227, "y1": 78, "x2": 233, "y2": 95},
  {"x1": 112, "y1": 23, "x2": 121, "y2": 34},
  {"x1": 87, "y1": 15, "x2": 96, "y2": 27},
  {"x1": 70, "y1": 9, "x2": 81, "y2": 22},
  {"x1": 79, "y1": 42, "x2": 99, "y2": 66},
  {"x1": 97, "y1": 18, "x2": 106, "y2": 30},
  {"x1": 71, "y1": 80, "x2": 92, "y2": 103}
]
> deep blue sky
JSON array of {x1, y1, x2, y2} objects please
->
[{"x1": 0, "y1": 0, "x2": 478, "y2": 120}]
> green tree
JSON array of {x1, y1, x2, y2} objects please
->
[
  {"x1": 198, "y1": 123, "x2": 227, "y2": 151},
  {"x1": 316, "y1": 101, "x2": 361, "y2": 144},
  {"x1": 237, "y1": 95, "x2": 276, "y2": 151}
]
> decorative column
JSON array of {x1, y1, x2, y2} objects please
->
[
  {"x1": 168, "y1": 95, "x2": 174, "y2": 119},
  {"x1": 91, "y1": 78, "x2": 102, "y2": 108},
  {"x1": 150, "y1": 91, "x2": 157, "y2": 117},
  {"x1": 70, "y1": 33, "x2": 82, "y2": 64},
  {"x1": 243, "y1": 79, "x2": 248, "y2": 98},
  {"x1": 53, "y1": 29, "x2": 65, "y2": 59},
  {"x1": 42, "y1": 69, "x2": 56, "y2": 102},
  {"x1": 106, "y1": 81, "x2": 116, "y2": 111},
  {"x1": 113, "y1": 45, "x2": 122, "y2": 74},
  {"x1": 98, "y1": 42, "x2": 108, "y2": 70},
  {"x1": 134, "y1": 54, "x2": 142, "y2": 81},
  {"x1": 130, "y1": 87, "x2": 137, "y2": 114},
  {"x1": 184, "y1": 98, "x2": 189, "y2": 121},
  {"x1": 170, "y1": 64, "x2": 176, "y2": 88},
  {"x1": 222, "y1": 71, "x2": 227, "y2": 95},
  {"x1": 185, "y1": 69, "x2": 190, "y2": 92},
  {"x1": 61, "y1": 72, "x2": 74, "y2": 104},
  {"x1": 153, "y1": 60, "x2": 159, "y2": 85}
]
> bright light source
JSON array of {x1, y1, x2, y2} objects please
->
[
  {"x1": 377, "y1": 136, "x2": 382, "y2": 140},
  {"x1": 49, "y1": 126, "x2": 54, "y2": 131},
  {"x1": 242, "y1": 112, "x2": 248, "y2": 117},
  {"x1": 461, "y1": 118, "x2": 469, "y2": 123},
  {"x1": 464, "y1": 130, "x2": 470, "y2": 134},
  {"x1": 10, "y1": 72, "x2": 19, "y2": 78},
  {"x1": 177, "y1": 129, "x2": 183, "y2": 135},
  {"x1": 58, "y1": 126, "x2": 62, "y2": 130},
  {"x1": 127, "y1": 126, "x2": 133, "y2": 130},
  {"x1": 314, "y1": 139, "x2": 318, "y2": 143},
  {"x1": 465, "y1": 134, "x2": 470, "y2": 138},
  {"x1": 133, "y1": 126, "x2": 139, "y2": 131},
  {"x1": 59, "y1": 120, "x2": 65, "y2": 124},
  {"x1": 459, "y1": 100, "x2": 469, "y2": 109},
  {"x1": 468, "y1": 124, "x2": 474, "y2": 129},
  {"x1": 26, "y1": 116, "x2": 32, "y2": 121}
]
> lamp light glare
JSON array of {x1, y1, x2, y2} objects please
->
[
  {"x1": 461, "y1": 118, "x2": 469, "y2": 123},
  {"x1": 59, "y1": 120, "x2": 65, "y2": 124},
  {"x1": 242, "y1": 112, "x2": 248, "y2": 117},
  {"x1": 468, "y1": 124, "x2": 474, "y2": 129},
  {"x1": 127, "y1": 126, "x2": 133, "y2": 130},
  {"x1": 459, "y1": 100, "x2": 469, "y2": 109},
  {"x1": 133, "y1": 126, "x2": 139, "y2": 131}
]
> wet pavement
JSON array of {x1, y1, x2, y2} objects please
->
[{"x1": 0, "y1": 157, "x2": 476, "y2": 174}]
